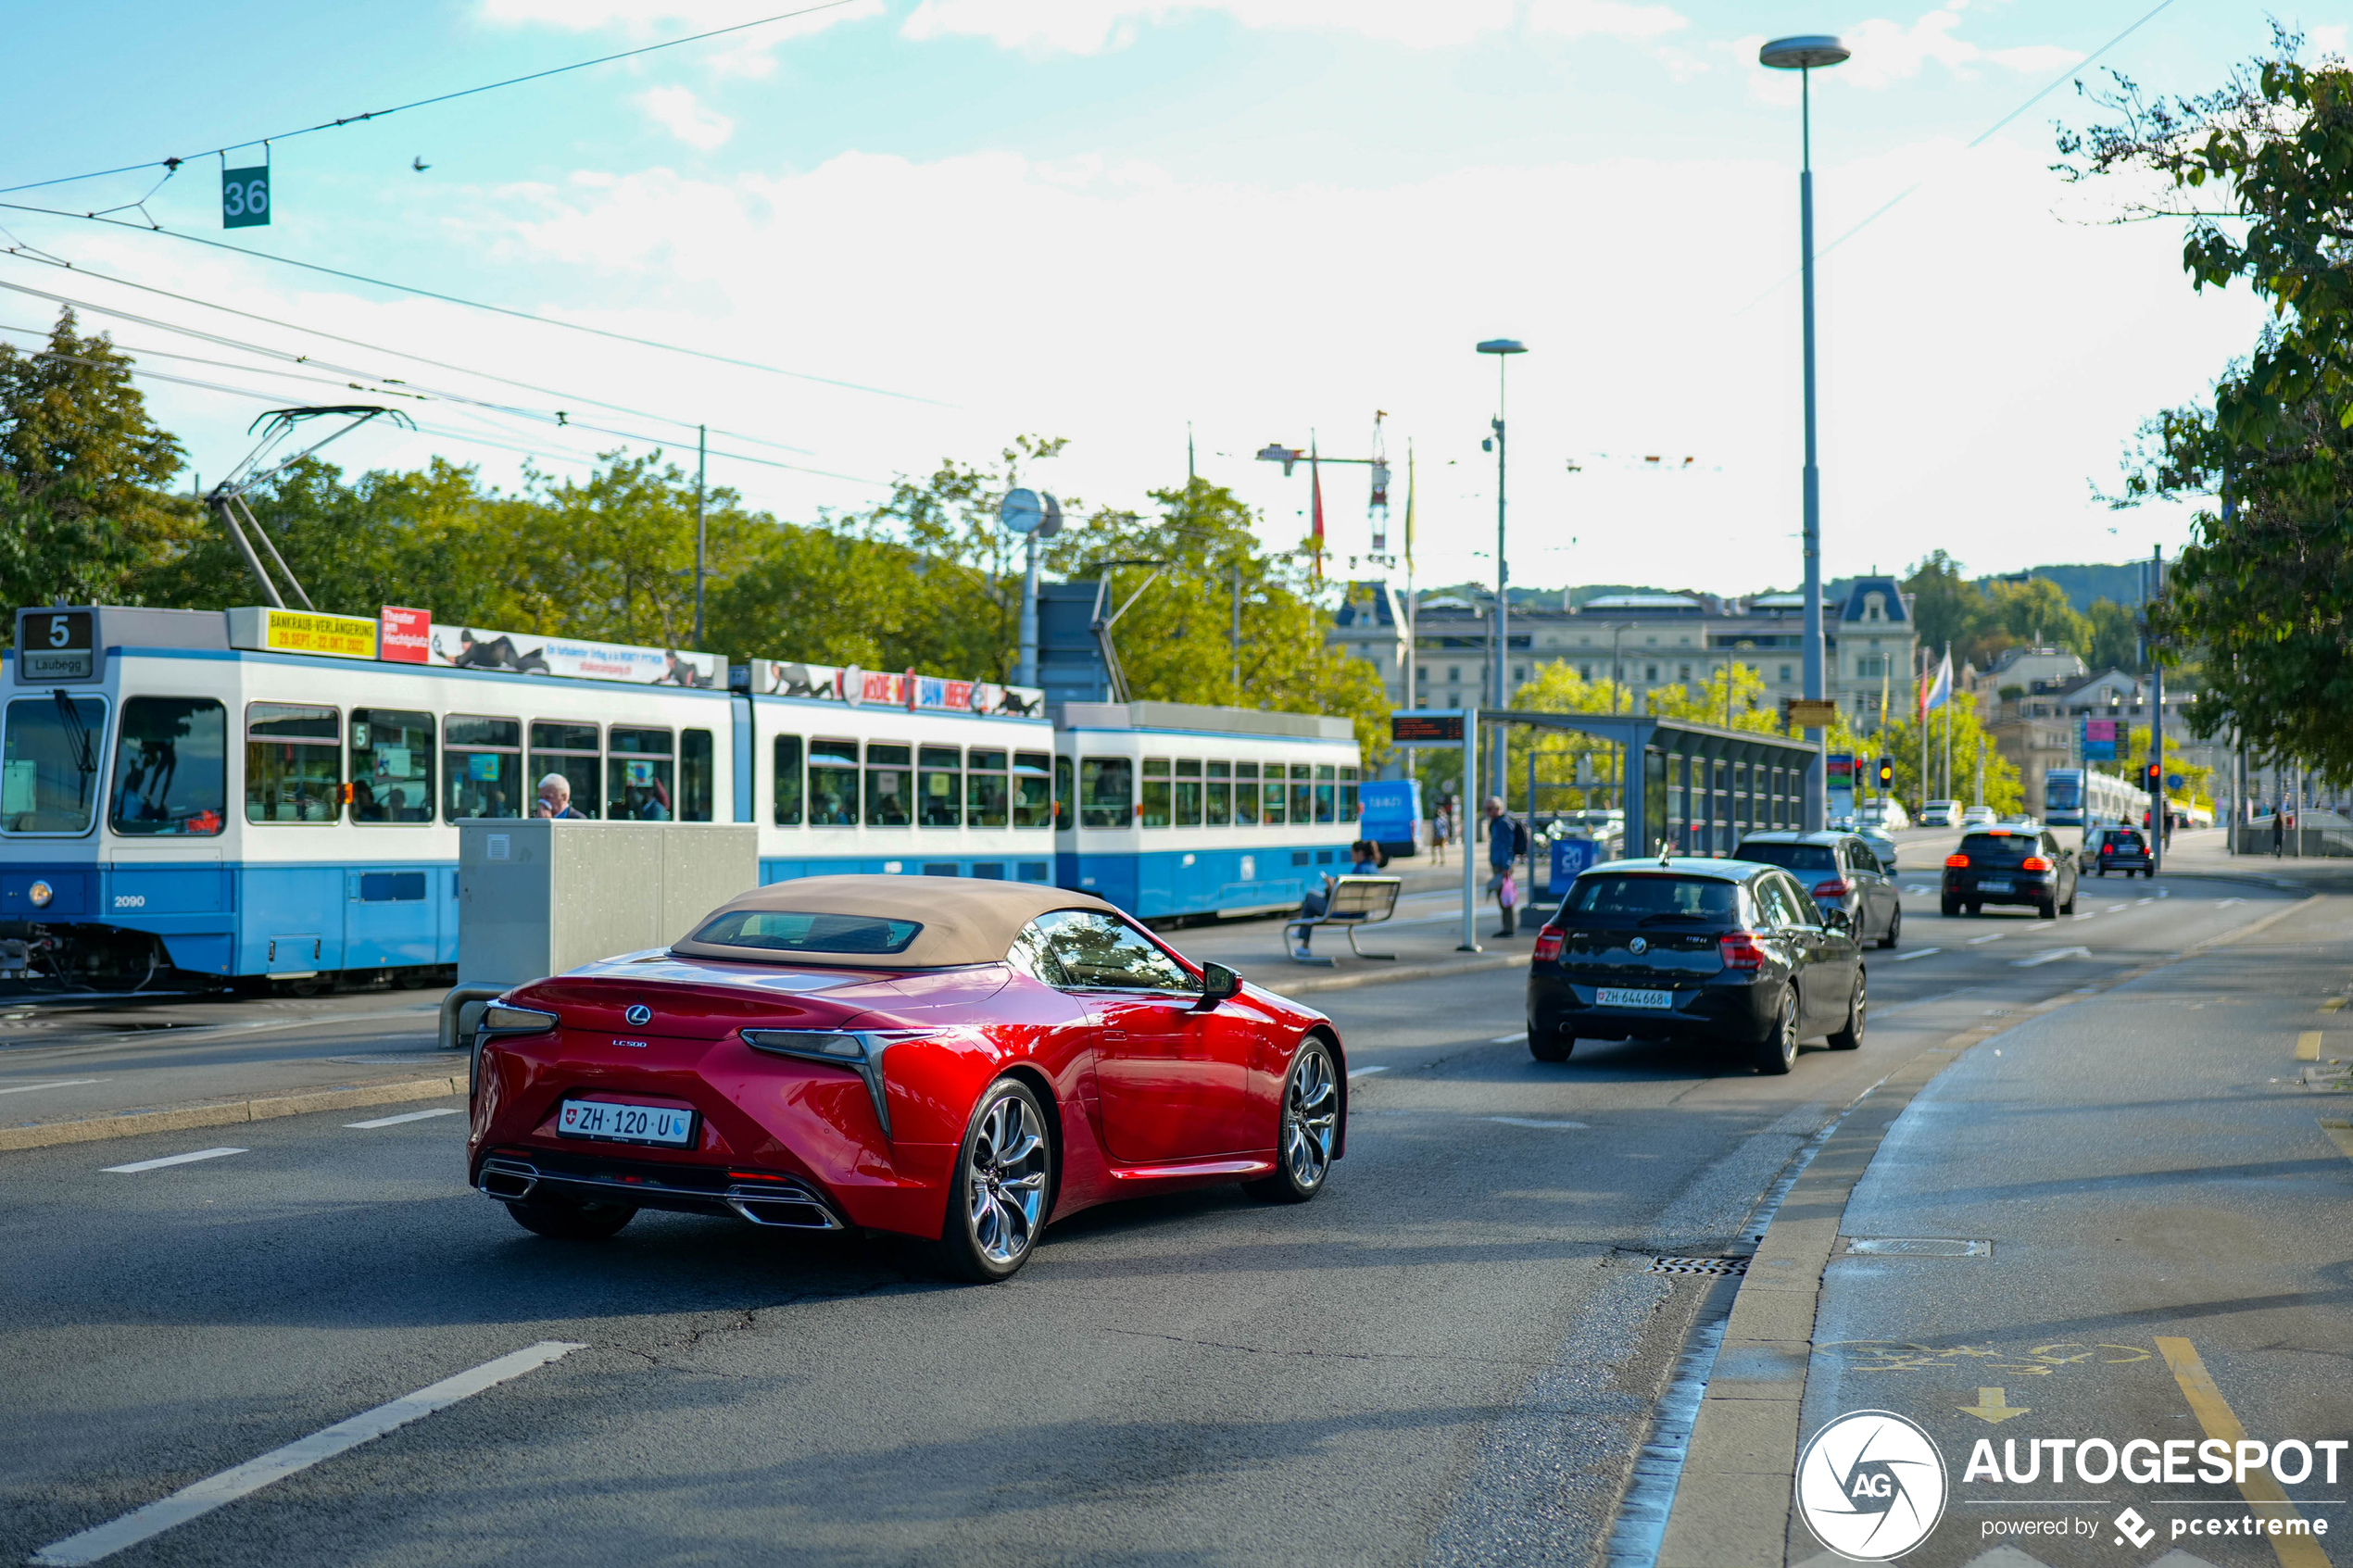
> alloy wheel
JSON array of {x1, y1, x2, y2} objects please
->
[
  {"x1": 1281, "y1": 1044, "x2": 1340, "y2": 1191},
  {"x1": 965, "y1": 1090, "x2": 1049, "y2": 1268}
]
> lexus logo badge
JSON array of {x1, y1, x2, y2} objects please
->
[
  {"x1": 1629, "y1": 936, "x2": 1649, "y2": 955},
  {"x1": 624, "y1": 1004, "x2": 653, "y2": 1026}
]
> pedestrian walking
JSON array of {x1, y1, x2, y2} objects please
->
[
  {"x1": 1484, "y1": 796, "x2": 1527, "y2": 938},
  {"x1": 2272, "y1": 803, "x2": 2285, "y2": 858},
  {"x1": 1431, "y1": 805, "x2": 1451, "y2": 866}
]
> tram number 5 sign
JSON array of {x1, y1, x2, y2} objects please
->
[{"x1": 222, "y1": 167, "x2": 271, "y2": 229}]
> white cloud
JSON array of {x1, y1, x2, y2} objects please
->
[
  {"x1": 1526, "y1": 0, "x2": 1686, "y2": 44},
  {"x1": 475, "y1": 0, "x2": 885, "y2": 79},
  {"x1": 1833, "y1": 5, "x2": 2080, "y2": 92},
  {"x1": 635, "y1": 84, "x2": 734, "y2": 149},
  {"x1": 899, "y1": 0, "x2": 1514, "y2": 56}
]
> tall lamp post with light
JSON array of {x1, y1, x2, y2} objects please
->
[
  {"x1": 1477, "y1": 337, "x2": 1525, "y2": 801},
  {"x1": 1759, "y1": 33, "x2": 1847, "y2": 831}
]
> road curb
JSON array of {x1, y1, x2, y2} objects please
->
[
  {"x1": 1255, "y1": 950, "x2": 1530, "y2": 997},
  {"x1": 0, "y1": 1072, "x2": 470, "y2": 1152},
  {"x1": 1650, "y1": 891, "x2": 2323, "y2": 1568}
]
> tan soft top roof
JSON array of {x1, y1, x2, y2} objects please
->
[{"x1": 671, "y1": 874, "x2": 1122, "y2": 969}]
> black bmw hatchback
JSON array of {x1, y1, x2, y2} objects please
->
[{"x1": 1527, "y1": 857, "x2": 1867, "y2": 1075}]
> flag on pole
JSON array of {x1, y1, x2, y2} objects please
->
[
  {"x1": 1309, "y1": 445, "x2": 1326, "y2": 586},
  {"x1": 1403, "y1": 447, "x2": 1416, "y2": 571},
  {"x1": 1921, "y1": 650, "x2": 1952, "y2": 713}
]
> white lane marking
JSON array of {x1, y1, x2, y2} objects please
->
[
  {"x1": 1891, "y1": 947, "x2": 1943, "y2": 962},
  {"x1": 30, "y1": 1340, "x2": 586, "y2": 1567},
  {"x1": 1903, "y1": 884, "x2": 1933, "y2": 896},
  {"x1": 2073, "y1": 911, "x2": 2098, "y2": 922},
  {"x1": 2027, "y1": 922, "x2": 2055, "y2": 931},
  {"x1": 345, "y1": 1108, "x2": 462, "y2": 1129},
  {"x1": 1486, "y1": 1116, "x2": 1590, "y2": 1130},
  {"x1": 102, "y1": 1148, "x2": 245, "y2": 1174},
  {"x1": 2013, "y1": 947, "x2": 2093, "y2": 968},
  {"x1": 1489, "y1": 1034, "x2": 1523, "y2": 1045},
  {"x1": 2134, "y1": 897, "x2": 2154, "y2": 907},
  {"x1": 0, "y1": 1078, "x2": 100, "y2": 1096},
  {"x1": 2108, "y1": 903, "x2": 2132, "y2": 911},
  {"x1": 2218, "y1": 897, "x2": 2246, "y2": 907},
  {"x1": 1347, "y1": 1065, "x2": 1390, "y2": 1080},
  {"x1": 2157, "y1": 886, "x2": 2171, "y2": 897},
  {"x1": 1967, "y1": 933, "x2": 2008, "y2": 945}
]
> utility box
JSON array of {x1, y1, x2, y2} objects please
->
[{"x1": 457, "y1": 820, "x2": 758, "y2": 989}]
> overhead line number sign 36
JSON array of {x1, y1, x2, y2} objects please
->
[{"x1": 221, "y1": 165, "x2": 269, "y2": 229}]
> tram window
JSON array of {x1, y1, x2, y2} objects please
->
[
  {"x1": 1175, "y1": 759, "x2": 1202, "y2": 827},
  {"x1": 528, "y1": 721, "x2": 601, "y2": 821},
  {"x1": 1246, "y1": 760, "x2": 1275, "y2": 825},
  {"x1": 1204, "y1": 760, "x2": 1231, "y2": 827},
  {"x1": 1315, "y1": 763, "x2": 1337, "y2": 825},
  {"x1": 1080, "y1": 757, "x2": 1132, "y2": 828},
  {"x1": 350, "y1": 709, "x2": 434, "y2": 823},
  {"x1": 680, "y1": 729, "x2": 715, "y2": 822},
  {"x1": 968, "y1": 747, "x2": 1012, "y2": 830},
  {"x1": 773, "y1": 734, "x2": 804, "y2": 826},
  {"x1": 920, "y1": 745, "x2": 965, "y2": 828},
  {"x1": 109, "y1": 697, "x2": 225, "y2": 837},
  {"x1": 1054, "y1": 755, "x2": 1075, "y2": 831},
  {"x1": 444, "y1": 714, "x2": 521, "y2": 822},
  {"x1": 1290, "y1": 764, "x2": 1314, "y2": 826},
  {"x1": 1013, "y1": 750, "x2": 1051, "y2": 829},
  {"x1": 3, "y1": 694, "x2": 107, "y2": 835},
  {"x1": 1139, "y1": 758, "x2": 1172, "y2": 829},
  {"x1": 866, "y1": 742, "x2": 912, "y2": 828},
  {"x1": 1340, "y1": 764, "x2": 1359, "y2": 821},
  {"x1": 607, "y1": 726, "x2": 675, "y2": 820},
  {"x1": 810, "y1": 738, "x2": 859, "y2": 825},
  {"x1": 245, "y1": 703, "x2": 340, "y2": 825}
]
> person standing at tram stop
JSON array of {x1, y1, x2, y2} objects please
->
[
  {"x1": 534, "y1": 773, "x2": 587, "y2": 820},
  {"x1": 1431, "y1": 803, "x2": 1451, "y2": 866},
  {"x1": 1484, "y1": 796, "x2": 1526, "y2": 939}
]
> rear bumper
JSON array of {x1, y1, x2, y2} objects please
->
[
  {"x1": 472, "y1": 1146, "x2": 847, "y2": 1229},
  {"x1": 1527, "y1": 969, "x2": 1776, "y2": 1044},
  {"x1": 1943, "y1": 873, "x2": 2055, "y2": 907}
]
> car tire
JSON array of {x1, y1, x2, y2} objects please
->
[
  {"x1": 2062, "y1": 887, "x2": 2077, "y2": 915},
  {"x1": 1877, "y1": 908, "x2": 1901, "y2": 950},
  {"x1": 1828, "y1": 973, "x2": 1866, "y2": 1050},
  {"x1": 506, "y1": 1197, "x2": 635, "y2": 1241},
  {"x1": 2097, "y1": 867, "x2": 2108, "y2": 877},
  {"x1": 1753, "y1": 986, "x2": 1799, "y2": 1075},
  {"x1": 1941, "y1": 897, "x2": 1958, "y2": 918},
  {"x1": 931, "y1": 1076, "x2": 1054, "y2": 1283},
  {"x1": 1528, "y1": 1026, "x2": 1572, "y2": 1063},
  {"x1": 1245, "y1": 1035, "x2": 1340, "y2": 1203},
  {"x1": 2038, "y1": 897, "x2": 2057, "y2": 920}
]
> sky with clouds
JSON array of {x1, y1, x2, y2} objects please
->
[{"x1": 2, "y1": 1, "x2": 2331, "y2": 605}]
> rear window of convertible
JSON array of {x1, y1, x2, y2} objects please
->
[
  {"x1": 1563, "y1": 874, "x2": 1738, "y2": 921},
  {"x1": 689, "y1": 909, "x2": 923, "y2": 954}
]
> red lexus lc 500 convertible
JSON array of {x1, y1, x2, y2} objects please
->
[{"x1": 468, "y1": 878, "x2": 1347, "y2": 1280}]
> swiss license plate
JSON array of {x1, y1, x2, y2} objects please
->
[
  {"x1": 1595, "y1": 986, "x2": 1673, "y2": 1010},
  {"x1": 557, "y1": 1098, "x2": 695, "y2": 1147},
  {"x1": 1977, "y1": 879, "x2": 2013, "y2": 893}
]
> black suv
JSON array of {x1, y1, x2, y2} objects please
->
[
  {"x1": 1732, "y1": 831, "x2": 1902, "y2": 949},
  {"x1": 1528, "y1": 856, "x2": 1866, "y2": 1075},
  {"x1": 1942, "y1": 828, "x2": 2079, "y2": 918},
  {"x1": 2090, "y1": 826, "x2": 2154, "y2": 878}
]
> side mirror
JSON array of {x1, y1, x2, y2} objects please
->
[
  {"x1": 1823, "y1": 907, "x2": 1852, "y2": 933},
  {"x1": 1198, "y1": 961, "x2": 1241, "y2": 1007}
]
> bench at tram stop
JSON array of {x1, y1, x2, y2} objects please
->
[{"x1": 1284, "y1": 875, "x2": 1403, "y2": 966}]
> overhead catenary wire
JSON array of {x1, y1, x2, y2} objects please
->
[{"x1": 0, "y1": 0, "x2": 873, "y2": 196}]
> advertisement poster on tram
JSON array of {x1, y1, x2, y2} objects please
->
[{"x1": 420, "y1": 621, "x2": 724, "y2": 686}]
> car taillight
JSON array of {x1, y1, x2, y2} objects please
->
[
  {"x1": 1812, "y1": 878, "x2": 1850, "y2": 898},
  {"x1": 1718, "y1": 931, "x2": 1767, "y2": 971},
  {"x1": 2101, "y1": 842, "x2": 2113, "y2": 854},
  {"x1": 2021, "y1": 855, "x2": 2051, "y2": 872},
  {"x1": 1533, "y1": 925, "x2": 1566, "y2": 962},
  {"x1": 1944, "y1": 854, "x2": 1969, "y2": 868}
]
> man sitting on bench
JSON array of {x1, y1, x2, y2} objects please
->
[{"x1": 1293, "y1": 841, "x2": 1382, "y2": 956}]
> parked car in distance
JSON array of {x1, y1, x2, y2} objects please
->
[
  {"x1": 1959, "y1": 805, "x2": 1997, "y2": 828},
  {"x1": 468, "y1": 877, "x2": 1346, "y2": 1282},
  {"x1": 1997, "y1": 812, "x2": 2041, "y2": 832},
  {"x1": 1942, "y1": 828, "x2": 2079, "y2": 918},
  {"x1": 1856, "y1": 799, "x2": 1911, "y2": 831},
  {"x1": 1528, "y1": 858, "x2": 1866, "y2": 1074},
  {"x1": 2090, "y1": 825, "x2": 2154, "y2": 877},
  {"x1": 1734, "y1": 831, "x2": 1902, "y2": 949},
  {"x1": 1850, "y1": 825, "x2": 1900, "y2": 875},
  {"x1": 1919, "y1": 799, "x2": 1961, "y2": 827}
]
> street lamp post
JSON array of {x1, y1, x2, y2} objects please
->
[
  {"x1": 1760, "y1": 33, "x2": 1849, "y2": 832},
  {"x1": 1477, "y1": 338, "x2": 1525, "y2": 803}
]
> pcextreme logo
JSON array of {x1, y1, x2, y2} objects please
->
[{"x1": 1795, "y1": 1411, "x2": 1950, "y2": 1561}]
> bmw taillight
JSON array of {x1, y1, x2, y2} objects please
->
[
  {"x1": 2101, "y1": 842, "x2": 2113, "y2": 854},
  {"x1": 1533, "y1": 925, "x2": 1566, "y2": 962},
  {"x1": 1718, "y1": 931, "x2": 1767, "y2": 971},
  {"x1": 2021, "y1": 855, "x2": 2051, "y2": 872},
  {"x1": 1813, "y1": 878, "x2": 1850, "y2": 898},
  {"x1": 1944, "y1": 854, "x2": 1969, "y2": 868}
]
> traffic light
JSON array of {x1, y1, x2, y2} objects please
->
[
  {"x1": 2145, "y1": 760, "x2": 2163, "y2": 792},
  {"x1": 1877, "y1": 757, "x2": 1894, "y2": 789}
]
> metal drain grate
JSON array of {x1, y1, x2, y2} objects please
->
[
  {"x1": 1646, "y1": 1256, "x2": 1750, "y2": 1276},
  {"x1": 1843, "y1": 1236, "x2": 1992, "y2": 1258}
]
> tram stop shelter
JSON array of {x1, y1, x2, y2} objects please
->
[{"x1": 1390, "y1": 709, "x2": 1825, "y2": 952}]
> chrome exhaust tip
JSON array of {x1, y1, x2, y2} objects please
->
[
  {"x1": 478, "y1": 1159, "x2": 539, "y2": 1201},
  {"x1": 724, "y1": 1184, "x2": 843, "y2": 1230}
]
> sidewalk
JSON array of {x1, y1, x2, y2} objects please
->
[
  {"x1": 1180, "y1": 879, "x2": 1538, "y2": 997},
  {"x1": 1656, "y1": 889, "x2": 2353, "y2": 1567}
]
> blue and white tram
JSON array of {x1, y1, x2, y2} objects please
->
[
  {"x1": 2043, "y1": 767, "x2": 2147, "y2": 832},
  {"x1": 3, "y1": 605, "x2": 738, "y2": 988},
  {"x1": 1053, "y1": 701, "x2": 1363, "y2": 921}
]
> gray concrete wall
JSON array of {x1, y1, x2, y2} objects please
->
[{"x1": 457, "y1": 821, "x2": 758, "y2": 988}]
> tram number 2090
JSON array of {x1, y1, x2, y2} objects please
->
[{"x1": 113, "y1": 894, "x2": 146, "y2": 909}]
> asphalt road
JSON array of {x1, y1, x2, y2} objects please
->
[{"x1": 0, "y1": 860, "x2": 2307, "y2": 1567}]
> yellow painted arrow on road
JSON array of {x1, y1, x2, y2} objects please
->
[{"x1": 1958, "y1": 1386, "x2": 2031, "y2": 1424}]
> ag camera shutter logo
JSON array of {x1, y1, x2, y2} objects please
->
[{"x1": 1795, "y1": 1410, "x2": 1948, "y2": 1561}]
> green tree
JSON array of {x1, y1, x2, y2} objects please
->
[
  {"x1": 1875, "y1": 694, "x2": 2023, "y2": 814},
  {"x1": 1982, "y1": 577, "x2": 2090, "y2": 660},
  {"x1": 0, "y1": 308, "x2": 197, "y2": 631},
  {"x1": 1495, "y1": 660, "x2": 1633, "y2": 812},
  {"x1": 1647, "y1": 661, "x2": 1780, "y2": 734},
  {"x1": 2082, "y1": 597, "x2": 2140, "y2": 671},
  {"x1": 1902, "y1": 551, "x2": 1987, "y2": 666}
]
